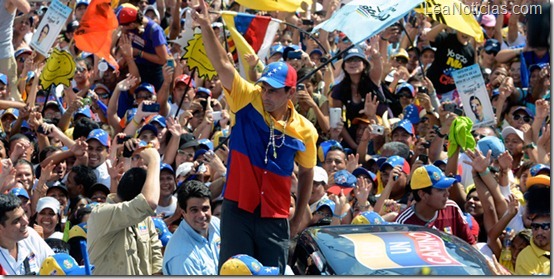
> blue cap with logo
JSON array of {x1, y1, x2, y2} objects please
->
[
  {"x1": 149, "y1": 115, "x2": 167, "y2": 128},
  {"x1": 152, "y1": 217, "x2": 172, "y2": 246},
  {"x1": 392, "y1": 119, "x2": 415, "y2": 135},
  {"x1": 160, "y1": 163, "x2": 175, "y2": 175},
  {"x1": 283, "y1": 44, "x2": 302, "y2": 60},
  {"x1": 317, "y1": 140, "x2": 342, "y2": 163},
  {"x1": 315, "y1": 199, "x2": 336, "y2": 213},
  {"x1": 351, "y1": 211, "x2": 388, "y2": 225},
  {"x1": 530, "y1": 164, "x2": 550, "y2": 177},
  {"x1": 86, "y1": 128, "x2": 110, "y2": 147},
  {"x1": 0, "y1": 73, "x2": 8, "y2": 85},
  {"x1": 10, "y1": 188, "x2": 30, "y2": 199},
  {"x1": 328, "y1": 170, "x2": 357, "y2": 195},
  {"x1": 256, "y1": 61, "x2": 297, "y2": 89},
  {"x1": 411, "y1": 165, "x2": 456, "y2": 190},
  {"x1": 39, "y1": 253, "x2": 91, "y2": 275},
  {"x1": 269, "y1": 44, "x2": 284, "y2": 57},
  {"x1": 220, "y1": 254, "x2": 280, "y2": 275},
  {"x1": 136, "y1": 82, "x2": 156, "y2": 95}
]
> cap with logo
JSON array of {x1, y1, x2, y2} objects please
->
[
  {"x1": 379, "y1": 155, "x2": 411, "y2": 174},
  {"x1": 315, "y1": 199, "x2": 336, "y2": 213},
  {"x1": 256, "y1": 62, "x2": 297, "y2": 89},
  {"x1": 136, "y1": 82, "x2": 156, "y2": 95},
  {"x1": 317, "y1": 140, "x2": 342, "y2": 163},
  {"x1": 282, "y1": 44, "x2": 302, "y2": 60},
  {"x1": 86, "y1": 128, "x2": 110, "y2": 147},
  {"x1": 220, "y1": 254, "x2": 279, "y2": 275},
  {"x1": 327, "y1": 170, "x2": 357, "y2": 195},
  {"x1": 411, "y1": 165, "x2": 456, "y2": 190},
  {"x1": 351, "y1": 211, "x2": 388, "y2": 225},
  {"x1": 392, "y1": 119, "x2": 415, "y2": 136},
  {"x1": 10, "y1": 188, "x2": 30, "y2": 199},
  {"x1": 529, "y1": 164, "x2": 550, "y2": 177},
  {"x1": 117, "y1": 5, "x2": 138, "y2": 25},
  {"x1": 39, "y1": 253, "x2": 91, "y2": 275}
]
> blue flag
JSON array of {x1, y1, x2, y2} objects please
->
[{"x1": 312, "y1": 0, "x2": 424, "y2": 44}]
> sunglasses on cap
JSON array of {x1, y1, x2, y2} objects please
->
[
  {"x1": 513, "y1": 114, "x2": 532, "y2": 123},
  {"x1": 530, "y1": 222, "x2": 550, "y2": 231}
]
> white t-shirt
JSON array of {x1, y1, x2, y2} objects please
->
[
  {"x1": 0, "y1": 227, "x2": 54, "y2": 275},
  {"x1": 93, "y1": 161, "x2": 111, "y2": 190},
  {"x1": 156, "y1": 196, "x2": 178, "y2": 218}
]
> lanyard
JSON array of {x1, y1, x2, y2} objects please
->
[{"x1": 0, "y1": 248, "x2": 17, "y2": 275}]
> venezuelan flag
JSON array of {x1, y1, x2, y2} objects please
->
[{"x1": 221, "y1": 11, "x2": 280, "y2": 82}]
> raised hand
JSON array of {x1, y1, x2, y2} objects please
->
[
  {"x1": 244, "y1": 53, "x2": 260, "y2": 68},
  {"x1": 345, "y1": 153, "x2": 360, "y2": 173},
  {"x1": 463, "y1": 148, "x2": 491, "y2": 173},
  {"x1": 497, "y1": 151, "x2": 513, "y2": 171},
  {"x1": 116, "y1": 74, "x2": 139, "y2": 91},
  {"x1": 354, "y1": 177, "x2": 371, "y2": 205}
]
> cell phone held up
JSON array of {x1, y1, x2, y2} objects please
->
[
  {"x1": 117, "y1": 135, "x2": 132, "y2": 144},
  {"x1": 296, "y1": 83, "x2": 306, "y2": 91},
  {"x1": 418, "y1": 154, "x2": 429, "y2": 164},
  {"x1": 142, "y1": 103, "x2": 160, "y2": 113},
  {"x1": 443, "y1": 103, "x2": 463, "y2": 116}
]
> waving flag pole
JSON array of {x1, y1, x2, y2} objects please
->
[{"x1": 397, "y1": 22, "x2": 427, "y2": 76}]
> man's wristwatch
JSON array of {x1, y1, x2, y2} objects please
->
[
  {"x1": 436, "y1": 130, "x2": 447, "y2": 138},
  {"x1": 523, "y1": 143, "x2": 536, "y2": 150}
]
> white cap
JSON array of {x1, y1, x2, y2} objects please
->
[
  {"x1": 501, "y1": 126, "x2": 524, "y2": 141},
  {"x1": 36, "y1": 197, "x2": 60, "y2": 215},
  {"x1": 176, "y1": 162, "x2": 194, "y2": 177},
  {"x1": 313, "y1": 166, "x2": 328, "y2": 184}
]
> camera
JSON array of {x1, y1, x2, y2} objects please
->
[
  {"x1": 142, "y1": 103, "x2": 160, "y2": 113},
  {"x1": 370, "y1": 124, "x2": 384, "y2": 135}
]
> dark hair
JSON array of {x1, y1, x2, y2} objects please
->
[
  {"x1": 38, "y1": 146, "x2": 61, "y2": 163},
  {"x1": 14, "y1": 159, "x2": 35, "y2": 178},
  {"x1": 73, "y1": 118, "x2": 100, "y2": 140},
  {"x1": 8, "y1": 133, "x2": 30, "y2": 152},
  {"x1": 469, "y1": 96, "x2": 481, "y2": 104},
  {"x1": 177, "y1": 180, "x2": 211, "y2": 212},
  {"x1": 325, "y1": 145, "x2": 345, "y2": 160},
  {"x1": 71, "y1": 165, "x2": 97, "y2": 195},
  {"x1": 297, "y1": 67, "x2": 318, "y2": 85},
  {"x1": 412, "y1": 186, "x2": 433, "y2": 202},
  {"x1": 0, "y1": 194, "x2": 22, "y2": 225},
  {"x1": 75, "y1": 57, "x2": 92, "y2": 71},
  {"x1": 45, "y1": 238, "x2": 70, "y2": 254},
  {"x1": 68, "y1": 202, "x2": 93, "y2": 226},
  {"x1": 407, "y1": 75, "x2": 423, "y2": 84},
  {"x1": 117, "y1": 167, "x2": 147, "y2": 202}
]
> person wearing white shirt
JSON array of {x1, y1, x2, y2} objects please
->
[{"x1": 0, "y1": 194, "x2": 54, "y2": 275}]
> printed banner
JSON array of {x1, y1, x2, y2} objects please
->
[
  {"x1": 451, "y1": 64, "x2": 495, "y2": 129},
  {"x1": 30, "y1": 0, "x2": 72, "y2": 57},
  {"x1": 312, "y1": 0, "x2": 424, "y2": 44},
  {"x1": 342, "y1": 231, "x2": 463, "y2": 270}
]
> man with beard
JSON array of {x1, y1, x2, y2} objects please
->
[
  {"x1": 396, "y1": 165, "x2": 476, "y2": 246},
  {"x1": 515, "y1": 212, "x2": 551, "y2": 275}
]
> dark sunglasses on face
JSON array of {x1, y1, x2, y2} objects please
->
[
  {"x1": 471, "y1": 132, "x2": 487, "y2": 139},
  {"x1": 398, "y1": 93, "x2": 413, "y2": 99},
  {"x1": 76, "y1": 66, "x2": 86, "y2": 73},
  {"x1": 98, "y1": 93, "x2": 110, "y2": 99},
  {"x1": 513, "y1": 114, "x2": 532, "y2": 123},
  {"x1": 530, "y1": 222, "x2": 551, "y2": 231}
]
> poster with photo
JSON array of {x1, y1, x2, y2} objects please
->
[
  {"x1": 452, "y1": 64, "x2": 495, "y2": 130},
  {"x1": 30, "y1": 0, "x2": 72, "y2": 57}
]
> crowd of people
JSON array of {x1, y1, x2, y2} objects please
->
[{"x1": 0, "y1": 0, "x2": 550, "y2": 275}]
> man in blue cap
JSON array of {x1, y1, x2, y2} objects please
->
[
  {"x1": 84, "y1": 129, "x2": 111, "y2": 188},
  {"x1": 391, "y1": 119, "x2": 416, "y2": 148},
  {"x1": 157, "y1": 163, "x2": 177, "y2": 219},
  {"x1": 193, "y1": 1, "x2": 317, "y2": 274}
]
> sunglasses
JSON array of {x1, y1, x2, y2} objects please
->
[
  {"x1": 397, "y1": 93, "x2": 413, "y2": 99},
  {"x1": 98, "y1": 93, "x2": 110, "y2": 99},
  {"x1": 471, "y1": 132, "x2": 487, "y2": 139},
  {"x1": 530, "y1": 222, "x2": 551, "y2": 231},
  {"x1": 76, "y1": 66, "x2": 87, "y2": 73},
  {"x1": 513, "y1": 114, "x2": 532, "y2": 123}
]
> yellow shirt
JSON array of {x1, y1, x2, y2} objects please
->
[
  {"x1": 515, "y1": 238, "x2": 550, "y2": 275},
  {"x1": 87, "y1": 193, "x2": 163, "y2": 275}
]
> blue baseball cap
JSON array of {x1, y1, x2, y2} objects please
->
[
  {"x1": 392, "y1": 119, "x2": 415, "y2": 135},
  {"x1": 92, "y1": 83, "x2": 111, "y2": 95},
  {"x1": 20, "y1": 120, "x2": 31, "y2": 130},
  {"x1": 160, "y1": 163, "x2": 175, "y2": 175},
  {"x1": 197, "y1": 138, "x2": 213, "y2": 151},
  {"x1": 491, "y1": 88, "x2": 500, "y2": 99},
  {"x1": 39, "y1": 253, "x2": 90, "y2": 275},
  {"x1": 2, "y1": 108, "x2": 19, "y2": 119},
  {"x1": 75, "y1": 0, "x2": 90, "y2": 7},
  {"x1": 310, "y1": 49, "x2": 323, "y2": 57},
  {"x1": 86, "y1": 129, "x2": 110, "y2": 147},
  {"x1": 10, "y1": 188, "x2": 30, "y2": 199},
  {"x1": 136, "y1": 82, "x2": 156, "y2": 95},
  {"x1": 433, "y1": 159, "x2": 447, "y2": 167},
  {"x1": 0, "y1": 74, "x2": 7, "y2": 85},
  {"x1": 328, "y1": 170, "x2": 357, "y2": 195},
  {"x1": 138, "y1": 123, "x2": 158, "y2": 136},
  {"x1": 283, "y1": 44, "x2": 302, "y2": 60},
  {"x1": 343, "y1": 46, "x2": 368, "y2": 63},
  {"x1": 484, "y1": 38, "x2": 500, "y2": 55},
  {"x1": 196, "y1": 87, "x2": 212, "y2": 98},
  {"x1": 14, "y1": 48, "x2": 32, "y2": 58},
  {"x1": 152, "y1": 217, "x2": 172, "y2": 247},
  {"x1": 149, "y1": 115, "x2": 166, "y2": 128},
  {"x1": 315, "y1": 199, "x2": 336, "y2": 213},
  {"x1": 512, "y1": 106, "x2": 535, "y2": 118},
  {"x1": 530, "y1": 164, "x2": 550, "y2": 177},
  {"x1": 269, "y1": 44, "x2": 284, "y2": 57},
  {"x1": 411, "y1": 165, "x2": 456, "y2": 190},
  {"x1": 75, "y1": 106, "x2": 92, "y2": 119},
  {"x1": 477, "y1": 136, "x2": 505, "y2": 160},
  {"x1": 380, "y1": 155, "x2": 411, "y2": 174},
  {"x1": 317, "y1": 140, "x2": 342, "y2": 162},
  {"x1": 220, "y1": 254, "x2": 279, "y2": 275},
  {"x1": 256, "y1": 62, "x2": 297, "y2": 89},
  {"x1": 403, "y1": 104, "x2": 422, "y2": 124},
  {"x1": 396, "y1": 82, "x2": 415, "y2": 97},
  {"x1": 352, "y1": 167, "x2": 376, "y2": 183},
  {"x1": 352, "y1": 211, "x2": 388, "y2": 225}
]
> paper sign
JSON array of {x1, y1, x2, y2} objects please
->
[
  {"x1": 40, "y1": 49, "x2": 76, "y2": 89},
  {"x1": 452, "y1": 64, "x2": 495, "y2": 129},
  {"x1": 30, "y1": 0, "x2": 72, "y2": 57},
  {"x1": 183, "y1": 32, "x2": 217, "y2": 80}
]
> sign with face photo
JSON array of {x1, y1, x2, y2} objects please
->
[
  {"x1": 30, "y1": 0, "x2": 72, "y2": 57},
  {"x1": 452, "y1": 64, "x2": 495, "y2": 130}
]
